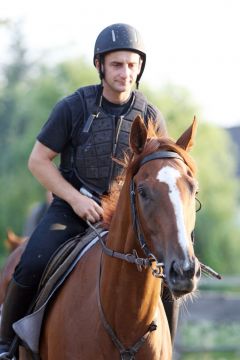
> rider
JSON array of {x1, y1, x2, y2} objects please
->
[{"x1": 0, "y1": 23, "x2": 177, "y2": 358}]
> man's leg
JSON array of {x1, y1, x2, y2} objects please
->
[{"x1": 0, "y1": 279, "x2": 35, "y2": 358}]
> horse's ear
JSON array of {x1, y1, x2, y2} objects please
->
[
  {"x1": 130, "y1": 115, "x2": 147, "y2": 154},
  {"x1": 176, "y1": 116, "x2": 197, "y2": 152}
]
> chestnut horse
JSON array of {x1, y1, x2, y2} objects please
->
[{"x1": 36, "y1": 116, "x2": 201, "y2": 360}]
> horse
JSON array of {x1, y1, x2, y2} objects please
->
[{"x1": 35, "y1": 115, "x2": 201, "y2": 360}]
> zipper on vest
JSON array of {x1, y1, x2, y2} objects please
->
[{"x1": 108, "y1": 115, "x2": 123, "y2": 191}]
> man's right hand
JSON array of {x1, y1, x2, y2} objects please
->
[{"x1": 71, "y1": 194, "x2": 104, "y2": 223}]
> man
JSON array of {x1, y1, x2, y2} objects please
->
[{"x1": 0, "y1": 23, "x2": 176, "y2": 358}]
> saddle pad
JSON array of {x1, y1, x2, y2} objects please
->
[{"x1": 13, "y1": 228, "x2": 108, "y2": 354}]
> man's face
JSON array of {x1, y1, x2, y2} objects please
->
[{"x1": 99, "y1": 51, "x2": 142, "y2": 97}]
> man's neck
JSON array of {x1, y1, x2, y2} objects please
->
[{"x1": 102, "y1": 87, "x2": 132, "y2": 105}]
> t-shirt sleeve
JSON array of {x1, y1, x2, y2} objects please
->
[
  {"x1": 146, "y1": 104, "x2": 168, "y2": 136},
  {"x1": 37, "y1": 99, "x2": 72, "y2": 153}
]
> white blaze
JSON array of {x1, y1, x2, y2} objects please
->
[{"x1": 157, "y1": 165, "x2": 189, "y2": 258}]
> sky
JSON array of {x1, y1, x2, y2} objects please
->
[{"x1": 1, "y1": 0, "x2": 240, "y2": 128}]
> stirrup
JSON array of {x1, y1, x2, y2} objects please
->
[
  {"x1": 0, "y1": 352, "x2": 12, "y2": 360},
  {"x1": 0, "y1": 356, "x2": 16, "y2": 360}
]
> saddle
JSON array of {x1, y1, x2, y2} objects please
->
[{"x1": 12, "y1": 224, "x2": 108, "y2": 356}]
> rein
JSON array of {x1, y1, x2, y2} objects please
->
[{"x1": 87, "y1": 221, "x2": 154, "y2": 272}]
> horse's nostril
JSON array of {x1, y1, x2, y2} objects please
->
[
  {"x1": 170, "y1": 260, "x2": 196, "y2": 281},
  {"x1": 184, "y1": 265, "x2": 195, "y2": 279},
  {"x1": 169, "y1": 261, "x2": 181, "y2": 282}
]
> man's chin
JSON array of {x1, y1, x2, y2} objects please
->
[{"x1": 116, "y1": 84, "x2": 132, "y2": 93}]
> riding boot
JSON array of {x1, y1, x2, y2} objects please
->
[
  {"x1": 162, "y1": 285, "x2": 179, "y2": 344},
  {"x1": 0, "y1": 278, "x2": 35, "y2": 358}
]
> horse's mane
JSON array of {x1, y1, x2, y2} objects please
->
[{"x1": 101, "y1": 120, "x2": 196, "y2": 229}]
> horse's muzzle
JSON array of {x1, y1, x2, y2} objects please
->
[{"x1": 167, "y1": 257, "x2": 201, "y2": 297}]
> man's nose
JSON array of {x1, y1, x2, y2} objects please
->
[{"x1": 120, "y1": 65, "x2": 129, "y2": 78}]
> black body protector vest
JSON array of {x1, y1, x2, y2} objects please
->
[{"x1": 73, "y1": 86, "x2": 148, "y2": 195}]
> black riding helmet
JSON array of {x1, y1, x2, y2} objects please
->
[{"x1": 94, "y1": 23, "x2": 146, "y2": 87}]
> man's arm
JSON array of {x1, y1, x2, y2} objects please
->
[
  {"x1": 146, "y1": 104, "x2": 168, "y2": 136},
  {"x1": 28, "y1": 140, "x2": 103, "y2": 223}
]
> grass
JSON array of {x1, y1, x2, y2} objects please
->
[
  {"x1": 175, "y1": 321, "x2": 240, "y2": 360},
  {"x1": 182, "y1": 353, "x2": 240, "y2": 360}
]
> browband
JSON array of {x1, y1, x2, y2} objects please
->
[{"x1": 140, "y1": 151, "x2": 183, "y2": 167}]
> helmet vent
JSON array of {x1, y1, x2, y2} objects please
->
[
  {"x1": 134, "y1": 31, "x2": 138, "y2": 43},
  {"x1": 111, "y1": 30, "x2": 116, "y2": 42}
]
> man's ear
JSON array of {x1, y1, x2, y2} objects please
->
[
  {"x1": 95, "y1": 58, "x2": 100, "y2": 71},
  {"x1": 138, "y1": 57, "x2": 143, "y2": 74}
]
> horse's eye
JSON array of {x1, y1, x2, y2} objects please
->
[{"x1": 138, "y1": 186, "x2": 148, "y2": 199}]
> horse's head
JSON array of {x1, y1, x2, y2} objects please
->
[
  {"x1": 129, "y1": 116, "x2": 201, "y2": 297},
  {"x1": 5, "y1": 229, "x2": 27, "y2": 253}
]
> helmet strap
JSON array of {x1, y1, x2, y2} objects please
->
[{"x1": 99, "y1": 56, "x2": 105, "y2": 81}]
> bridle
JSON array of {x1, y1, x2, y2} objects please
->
[
  {"x1": 87, "y1": 149, "x2": 220, "y2": 359},
  {"x1": 88, "y1": 150, "x2": 185, "y2": 278},
  {"x1": 130, "y1": 150, "x2": 184, "y2": 278},
  {"x1": 88, "y1": 150, "x2": 185, "y2": 279}
]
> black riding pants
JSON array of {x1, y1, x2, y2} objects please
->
[{"x1": 14, "y1": 198, "x2": 88, "y2": 289}]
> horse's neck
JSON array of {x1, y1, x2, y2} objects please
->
[{"x1": 100, "y1": 184, "x2": 162, "y2": 339}]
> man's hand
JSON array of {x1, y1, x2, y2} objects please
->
[{"x1": 71, "y1": 194, "x2": 103, "y2": 223}]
